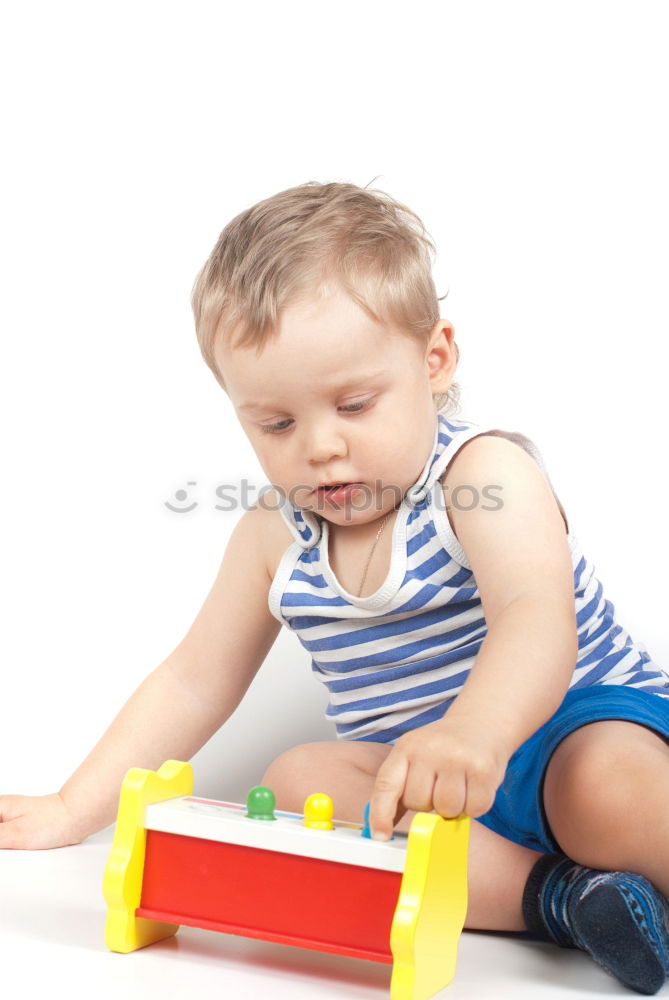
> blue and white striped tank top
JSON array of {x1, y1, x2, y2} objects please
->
[{"x1": 267, "y1": 414, "x2": 669, "y2": 743}]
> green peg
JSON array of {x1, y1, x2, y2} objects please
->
[{"x1": 245, "y1": 785, "x2": 277, "y2": 821}]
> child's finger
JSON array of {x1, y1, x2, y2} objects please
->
[
  {"x1": 369, "y1": 751, "x2": 408, "y2": 841},
  {"x1": 432, "y1": 770, "x2": 467, "y2": 819},
  {"x1": 0, "y1": 795, "x2": 24, "y2": 824},
  {"x1": 0, "y1": 815, "x2": 27, "y2": 850}
]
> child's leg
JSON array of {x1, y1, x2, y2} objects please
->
[
  {"x1": 261, "y1": 739, "x2": 543, "y2": 933},
  {"x1": 542, "y1": 718, "x2": 669, "y2": 896},
  {"x1": 526, "y1": 716, "x2": 669, "y2": 994}
]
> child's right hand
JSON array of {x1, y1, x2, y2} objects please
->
[{"x1": 0, "y1": 792, "x2": 85, "y2": 850}]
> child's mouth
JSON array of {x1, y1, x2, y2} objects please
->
[{"x1": 315, "y1": 483, "x2": 364, "y2": 503}]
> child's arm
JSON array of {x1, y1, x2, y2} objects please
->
[
  {"x1": 370, "y1": 434, "x2": 579, "y2": 840},
  {"x1": 0, "y1": 505, "x2": 281, "y2": 850}
]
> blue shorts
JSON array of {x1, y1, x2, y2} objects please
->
[{"x1": 477, "y1": 685, "x2": 669, "y2": 854}]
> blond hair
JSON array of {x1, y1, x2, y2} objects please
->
[{"x1": 191, "y1": 180, "x2": 461, "y2": 415}]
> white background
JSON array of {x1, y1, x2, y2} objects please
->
[{"x1": 1, "y1": 0, "x2": 667, "y2": 814}]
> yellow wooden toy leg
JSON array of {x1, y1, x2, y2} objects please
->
[
  {"x1": 103, "y1": 759, "x2": 193, "y2": 953},
  {"x1": 390, "y1": 813, "x2": 470, "y2": 1000}
]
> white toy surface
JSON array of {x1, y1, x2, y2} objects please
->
[{"x1": 143, "y1": 795, "x2": 409, "y2": 873}]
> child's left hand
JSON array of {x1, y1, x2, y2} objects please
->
[{"x1": 368, "y1": 714, "x2": 510, "y2": 841}]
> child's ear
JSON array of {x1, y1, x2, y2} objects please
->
[{"x1": 426, "y1": 320, "x2": 457, "y2": 392}]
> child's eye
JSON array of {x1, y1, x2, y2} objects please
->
[
  {"x1": 261, "y1": 418, "x2": 294, "y2": 435},
  {"x1": 260, "y1": 399, "x2": 371, "y2": 435}
]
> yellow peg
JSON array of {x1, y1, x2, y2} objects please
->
[{"x1": 303, "y1": 792, "x2": 334, "y2": 830}]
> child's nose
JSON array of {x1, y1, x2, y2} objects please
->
[{"x1": 306, "y1": 423, "x2": 348, "y2": 464}]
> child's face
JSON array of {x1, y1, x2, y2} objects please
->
[{"x1": 217, "y1": 284, "x2": 455, "y2": 528}]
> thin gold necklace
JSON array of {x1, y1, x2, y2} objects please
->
[{"x1": 357, "y1": 508, "x2": 395, "y2": 597}]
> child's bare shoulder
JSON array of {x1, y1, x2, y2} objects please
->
[
  {"x1": 441, "y1": 430, "x2": 532, "y2": 480},
  {"x1": 439, "y1": 430, "x2": 568, "y2": 536},
  {"x1": 249, "y1": 489, "x2": 296, "y2": 582}
]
